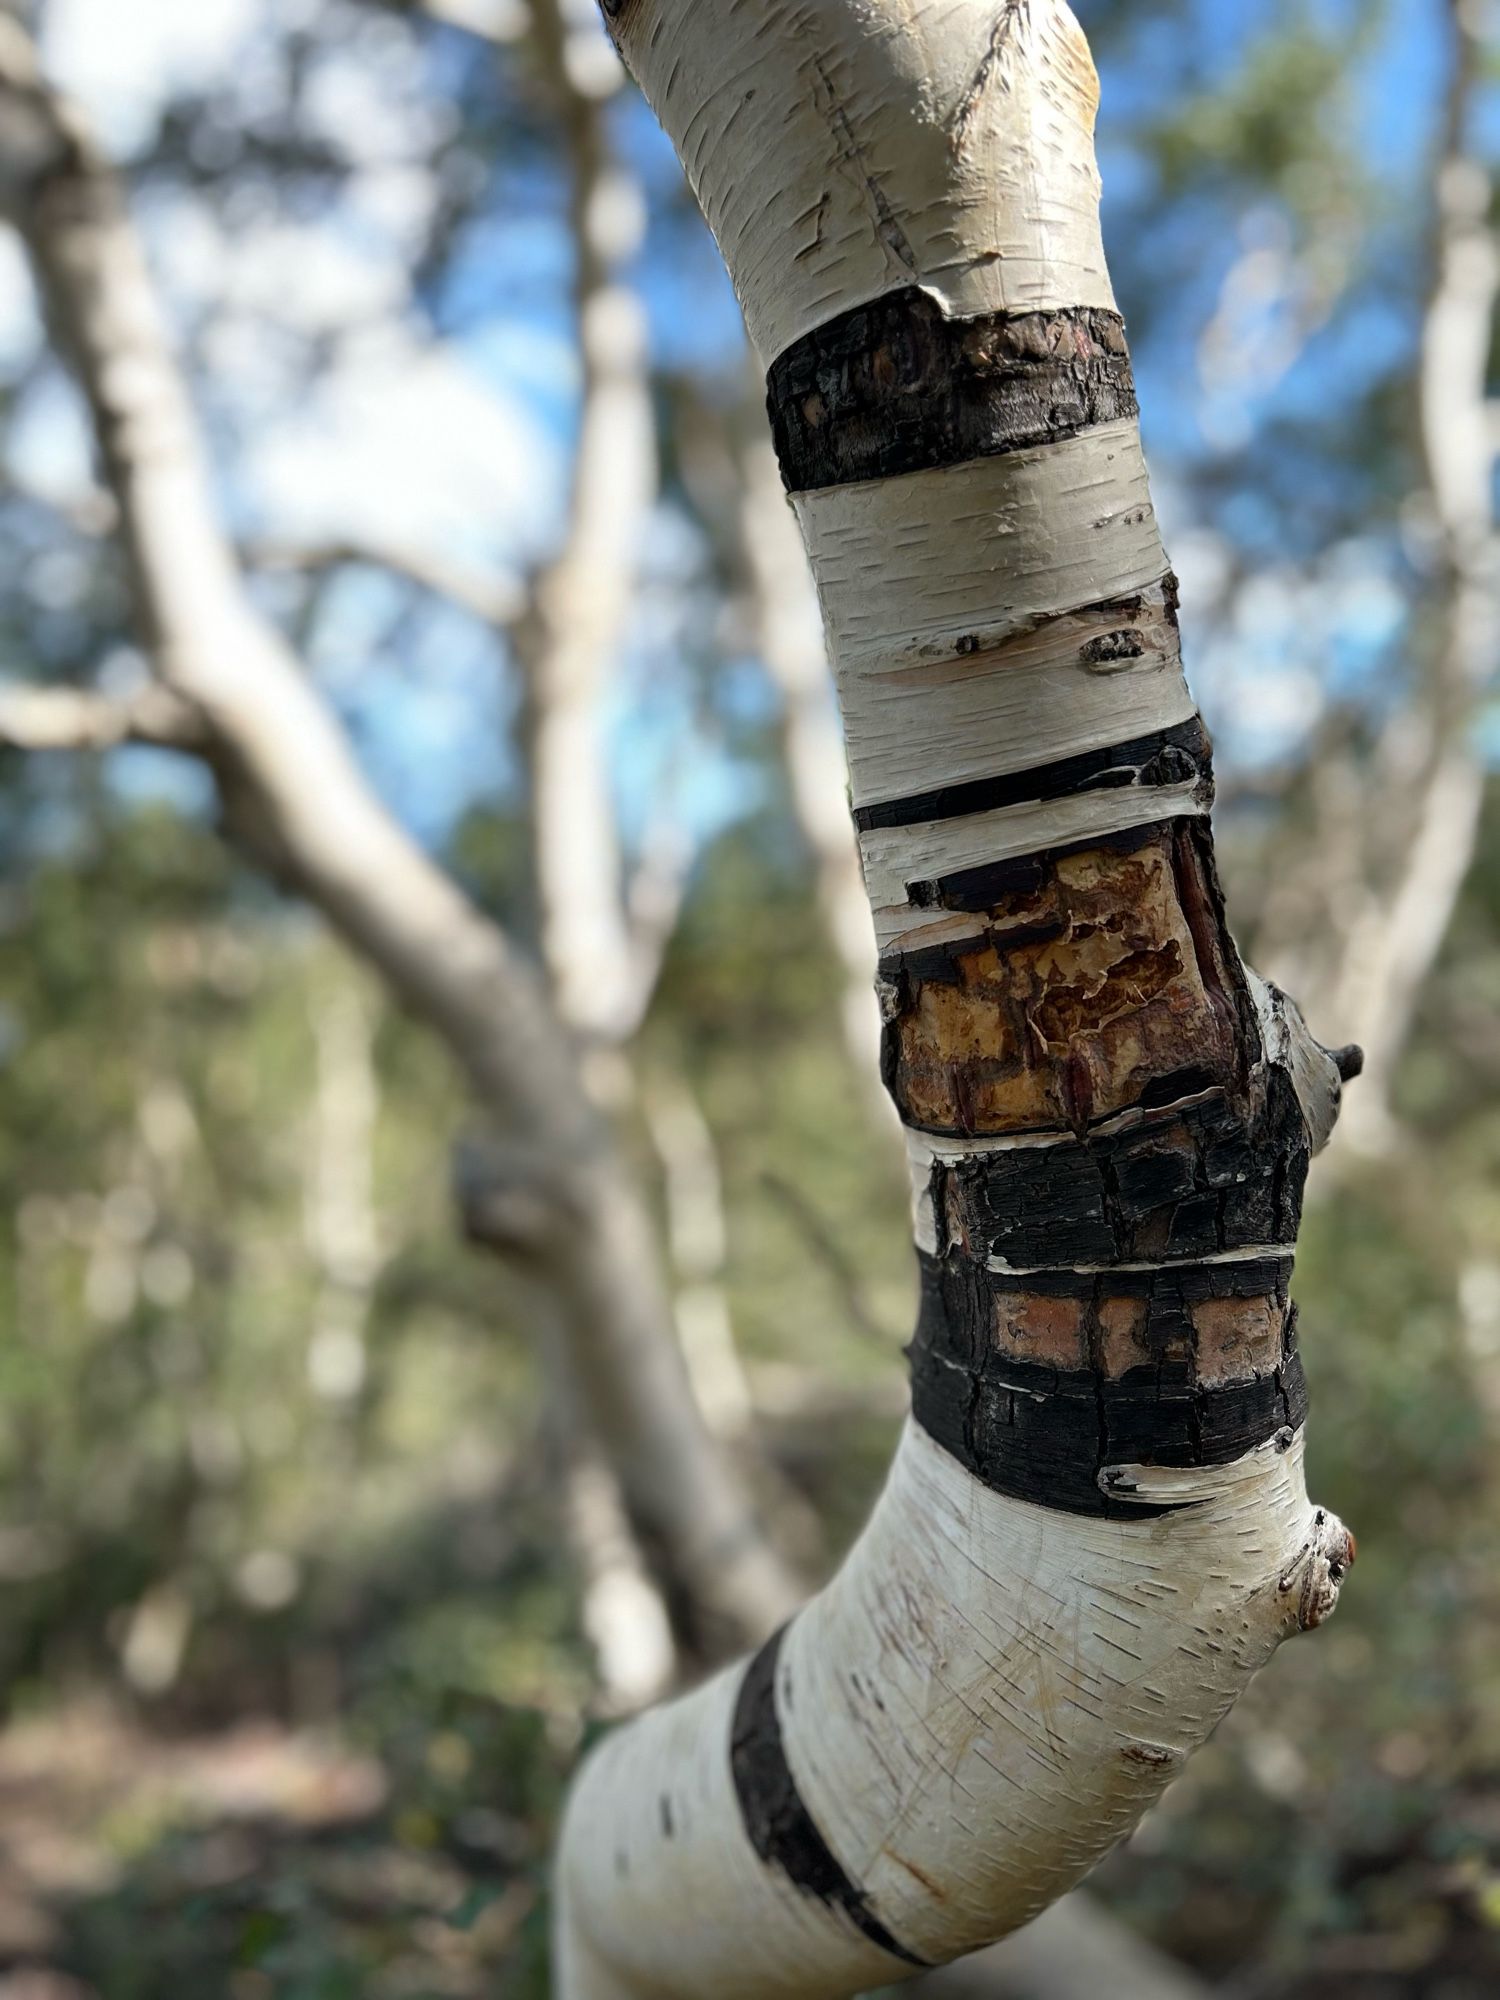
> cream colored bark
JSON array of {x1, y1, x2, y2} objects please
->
[
  {"x1": 904, "y1": 1888, "x2": 1210, "y2": 2000},
  {"x1": 1332, "y1": 8, "x2": 1496, "y2": 1154},
  {"x1": 522, "y1": 0, "x2": 658, "y2": 1044},
  {"x1": 555, "y1": 5, "x2": 1352, "y2": 1992}
]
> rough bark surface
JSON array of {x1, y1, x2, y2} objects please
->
[
  {"x1": 768, "y1": 292, "x2": 1137, "y2": 491},
  {"x1": 556, "y1": 4, "x2": 1356, "y2": 1995}
]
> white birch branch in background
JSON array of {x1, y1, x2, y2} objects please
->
[
  {"x1": 0, "y1": 12, "x2": 800, "y2": 1653},
  {"x1": 520, "y1": 0, "x2": 659, "y2": 1047},
  {"x1": 555, "y1": 5, "x2": 1358, "y2": 1992},
  {"x1": 1331, "y1": 3, "x2": 1496, "y2": 1153},
  {"x1": 0, "y1": 680, "x2": 206, "y2": 752},
  {"x1": 260, "y1": 0, "x2": 780, "y2": 1695}
]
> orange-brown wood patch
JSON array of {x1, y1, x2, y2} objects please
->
[
  {"x1": 993, "y1": 1286, "x2": 1288, "y2": 1387},
  {"x1": 886, "y1": 826, "x2": 1241, "y2": 1135}
]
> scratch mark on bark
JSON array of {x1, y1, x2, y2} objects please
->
[
  {"x1": 809, "y1": 49, "x2": 917, "y2": 275},
  {"x1": 953, "y1": 1, "x2": 1028, "y2": 156}
]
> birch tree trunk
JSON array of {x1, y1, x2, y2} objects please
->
[{"x1": 556, "y1": 5, "x2": 1358, "y2": 1992}]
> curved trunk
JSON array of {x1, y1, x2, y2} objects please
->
[{"x1": 556, "y1": 5, "x2": 1356, "y2": 1992}]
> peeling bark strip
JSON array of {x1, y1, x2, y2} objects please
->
[
  {"x1": 767, "y1": 290, "x2": 1136, "y2": 492},
  {"x1": 854, "y1": 717, "x2": 1210, "y2": 833},
  {"x1": 907, "y1": 1249, "x2": 1307, "y2": 1517},
  {"x1": 730, "y1": 1629, "x2": 931, "y2": 1970}
]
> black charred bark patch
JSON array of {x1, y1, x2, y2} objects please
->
[
  {"x1": 768, "y1": 289, "x2": 1137, "y2": 491},
  {"x1": 907, "y1": 1250, "x2": 1307, "y2": 1516},
  {"x1": 906, "y1": 819, "x2": 1177, "y2": 915},
  {"x1": 730, "y1": 1629, "x2": 930, "y2": 1968},
  {"x1": 854, "y1": 718, "x2": 1211, "y2": 833},
  {"x1": 936, "y1": 1067, "x2": 1311, "y2": 1267}
]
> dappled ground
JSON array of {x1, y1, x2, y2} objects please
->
[
  {"x1": 2, "y1": 1386, "x2": 1499, "y2": 2000},
  {"x1": 0, "y1": 1699, "x2": 556, "y2": 1999},
  {"x1": 1, "y1": 1686, "x2": 1498, "y2": 2000}
]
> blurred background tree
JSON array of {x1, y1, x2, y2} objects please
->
[{"x1": 0, "y1": 0, "x2": 1496, "y2": 1996}]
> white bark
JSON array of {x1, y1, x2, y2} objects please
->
[
  {"x1": 902, "y1": 1888, "x2": 1211, "y2": 2000},
  {"x1": 561, "y1": 1428, "x2": 1344, "y2": 2000},
  {"x1": 518, "y1": 0, "x2": 695, "y2": 1698},
  {"x1": 738, "y1": 431, "x2": 886, "y2": 1086},
  {"x1": 556, "y1": 5, "x2": 1352, "y2": 1990},
  {"x1": 0, "y1": 14, "x2": 799, "y2": 1649},
  {"x1": 522, "y1": 0, "x2": 658, "y2": 1045},
  {"x1": 643, "y1": 0, "x2": 1115, "y2": 367},
  {"x1": 0, "y1": 680, "x2": 205, "y2": 751},
  {"x1": 1332, "y1": 12, "x2": 1496, "y2": 1153}
]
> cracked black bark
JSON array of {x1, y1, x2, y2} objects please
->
[
  {"x1": 908, "y1": 1250, "x2": 1308, "y2": 1517},
  {"x1": 767, "y1": 290, "x2": 1137, "y2": 492}
]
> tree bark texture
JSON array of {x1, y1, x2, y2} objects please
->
[{"x1": 556, "y1": 5, "x2": 1358, "y2": 1993}]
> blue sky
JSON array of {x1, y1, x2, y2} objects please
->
[{"x1": 9, "y1": 0, "x2": 1491, "y2": 862}]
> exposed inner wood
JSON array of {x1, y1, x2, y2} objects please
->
[
  {"x1": 993, "y1": 1285, "x2": 1286, "y2": 1385},
  {"x1": 882, "y1": 823, "x2": 1242, "y2": 1137}
]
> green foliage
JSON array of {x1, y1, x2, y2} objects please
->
[
  {"x1": 2, "y1": 1, "x2": 1497, "y2": 1994},
  {"x1": 6, "y1": 768, "x2": 1500, "y2": 1994},
  {"x1": 1149, "y1": 16, "x2": 1361, "y2": 211}
]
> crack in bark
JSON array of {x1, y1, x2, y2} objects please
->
[
  {"x1": 809, "y1": 48, "x2": 918, "y2": 281},
  {"x1": 952, "y1": 1, "x2": 1029, "y2": 155}
]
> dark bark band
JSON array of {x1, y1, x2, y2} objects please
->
[
  {"x1": 767, "y1": 290, "x2": 1137, "y2": 492},
  {"x1": 904, "y1": 816, "x2": 1222, "y2": 916},
  {"x1": 908, "y1": 1250, "x2": 1308, "y2": 1517},
  {"x1": 928, "y1": 1067, "x2": 1310, "y2": 1265},
  {"x1": 854, "y1": 718, "x2": 1211, "y2": 834},
  {"x1": 730, "y1": 1628, "x2": 930, "y2": 1968}
]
